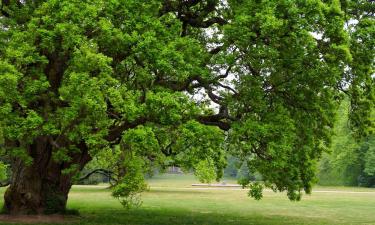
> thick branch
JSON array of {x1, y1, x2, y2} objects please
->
[
  {"x1": 106, "y1": 117, "x2": 147, "y2": 143},
  {"x1": 218, "y1": 82, "x2": 238, "y2": 95},
  {"x1": 216, "y1": 65, "x2": 233, "y2": 80},
  {"x1": 197, "y1": 114, "x2": 231, "y2": 131},
  {"x1": 207, "y1": 88, "x2": 223, "y2": 104},
  {"x1": 180, "y1": 16, "x2": 227, "y2": 28},
  {"x1": 160, "y1": 0, "x2": 227, "y2": 34},
  {"x1": 197, "y1": 104, "x2": 234, "y2": 131},
  {"x1": 209, "y1": 45, "x2": 224, "y2": 55}
]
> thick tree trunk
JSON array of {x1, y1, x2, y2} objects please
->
[
  {"x1": 3, "y1": 162, "x2": 71, "y2": 215},
  {"x1": 3, "y1": 137, "x2": 91, "y2": 215}
]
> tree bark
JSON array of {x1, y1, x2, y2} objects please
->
[
  {"x1": 3, "y1": 137, "x2": 91, "y2": 215},
  {"x1": 3, "y1": 160, "x2": 71, "y2": 215}
]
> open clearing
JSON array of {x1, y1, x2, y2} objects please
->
[{"x1": 0, "y1": 174, "x2": 374, "y2": 225}]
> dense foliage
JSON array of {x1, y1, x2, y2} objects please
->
[
  {"x1": 0, "y1": 0, "x2": 373, "y2": 214},
  {"x1": 318, "y1": 100, "x2": 375, "y2": 187}
]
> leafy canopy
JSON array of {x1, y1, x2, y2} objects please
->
[{"x1": 0, "y1": 0, "x2": 373, "y2": 204}]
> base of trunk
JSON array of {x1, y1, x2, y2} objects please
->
[
  {"x1": 3, "y1": 181, "x2": 70, "y2": 215},
  {"x1": 2, "y1": 157, "x2": 72, "y2": 215},
  {"x1": 3, "y1": 137, "x2": 91, "y2": 215}
]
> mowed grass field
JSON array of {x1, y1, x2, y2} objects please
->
[{"x1": 1, "y1": 174, "x2": 375, "y2": 225}]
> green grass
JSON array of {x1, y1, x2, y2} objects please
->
[{"x1": 1, "y1": 174, "x2": 375, "y2": 225}]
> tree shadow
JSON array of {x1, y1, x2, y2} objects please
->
[
  {"x1": 65, "y1": 207, "x2": 332, "y2": 225},
  {"x1": 0, "y1": 202, "x2": 335, "y2": 225}
]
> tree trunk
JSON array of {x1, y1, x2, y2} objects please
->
[
  {"x1": 3, "y1": 161, "x2": 71, "y2": 215},
  {"x1": 3, "y1": 137, "x2": 91, "y2": 215}
]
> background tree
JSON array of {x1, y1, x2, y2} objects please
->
[
  {"x1": 317, "y1": 0, "x2": 374, "y2": 187},
  {"x1": 0, "y1": 0, "x2": 373, "y2": 215},
  {"x1": 318, "y1": 100, "x2": 375, "y2": 187}
]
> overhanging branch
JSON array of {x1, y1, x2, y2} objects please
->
[
  {"x1": 197, "y1": 115, "x2": 231, "y2": 131},
  {"x1": 106, "y1": 117, "x2": 147, "y2": 143},
  {"x1": 0, "y1": 180, "x2": 10, "y2": 187},
  {"x1": 78, "y1": 169, "x2": 117, "y2": 182}
]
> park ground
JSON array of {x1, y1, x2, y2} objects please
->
[{"x1": 0, "y1": 174, "x2": 374, "y2": 225}]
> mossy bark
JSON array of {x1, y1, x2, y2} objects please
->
[{"x1": 3, "y1": 137, "x2": 91, "y2": 215}]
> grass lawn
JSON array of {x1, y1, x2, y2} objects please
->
[{"x1": 0, "y1": 174, "x2": 374, "y2": 225}]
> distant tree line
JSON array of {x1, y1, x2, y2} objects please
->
[
  {"x1": 223, "y1": 156, "x2": 262, "y2": 181},
  {"x1": 317, "y1": 100, "x2": 375, "y2": 187},
  {"x1": 223, "y1": 99, "x2": 374, "y2": 188}
]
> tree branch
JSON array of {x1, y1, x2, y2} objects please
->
[
  {"x1": 197, "y1": 115, "x2": 231, "y2": 131},
  {"x1": 160, "y1": 0, "x2": 227, "y2": 35},
  {"x1": 106, "y1": 117, "x2": 147, "y2": 143},
  {"x1": 218, "y1": 82, "x2": 238, "y2": 95},
  {"x1": 209, "y1": 45, "x2": 224, "y2": 55},
  {"x1": 0, "y1": 180, "x2": 10, "y2": 187},
  {"x1": 78, "y1": 169, "x2": 116, "y2": 182}
]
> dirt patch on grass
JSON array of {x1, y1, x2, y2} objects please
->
[{"x1": 0, "y1": 215, "x2": 77, "y2": 224}]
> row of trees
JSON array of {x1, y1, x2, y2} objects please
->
[{"x1": 318, "y1": 100, "x2": 375, "y2": 187}]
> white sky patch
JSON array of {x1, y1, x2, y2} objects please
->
[{"x1": 310, "y1": 32, "x2": 323, "y2": 40}]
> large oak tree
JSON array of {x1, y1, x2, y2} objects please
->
[{"x1": 0, "y1": 0, "x2": 373, "y2": 215}]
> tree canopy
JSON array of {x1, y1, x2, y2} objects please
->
[{"x1": 0, "y1": 0, "x2": 373, "y2": 214}]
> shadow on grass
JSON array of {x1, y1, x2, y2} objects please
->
[
  {"x1": 0, "y1": 187, "x2": 335, "y2": 225},
  {"x1": 67, "y1": 207, "x2": 333, "y2": 225},
  {"x1": 0, "y1": 203, "x2": 336, "y2": 225}
]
